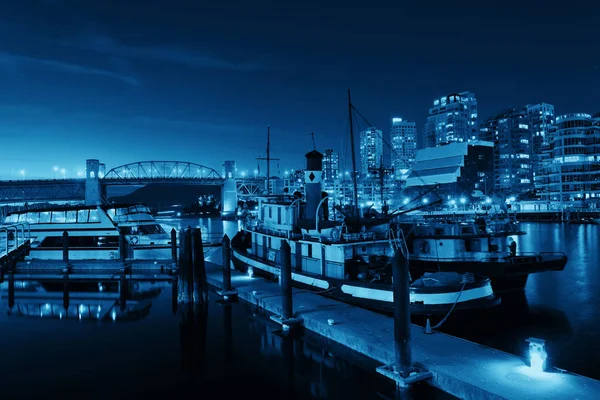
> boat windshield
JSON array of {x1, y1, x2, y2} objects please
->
[{"x1": 120, "y1": 224, "x2": 166, "y2": 235}]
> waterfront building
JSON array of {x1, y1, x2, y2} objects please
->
[
  {"x1": 390, "y1": 117, "x2": 417, "y2": 178},
  {"x1": 538, "y1": 113, "x2": 600, "y2": 203},
  {"x1": 359, "y1": 127, "x2": 384, "y2": 176},
  {"x1": 323, "y1": 149, "x2": 340, "y2": 182},
  {"x1": 525, "y1": 103, "x2": 555, "y2": 192},
  {"x1": 480, "y1": 109, "x2": 534, "y2": 195},
  {"x1": 423, "y1": 91, "x2": 478, "y2": 148},
  {"x1": 405, "y1": 141, "x2": 494, "y2": 199}
]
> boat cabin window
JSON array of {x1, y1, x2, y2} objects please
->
[
  {"x1": 106, "y1": 209, "x2": 116, "y2": 220},
  {"x1": 269, "y1": 207, "x2": 272, "y2": 218},
  {"x1": 307, "y1": 243, "x2": 312, "y2": 258},
  {"x1": 52, "y1": 211, "x2": 66, "y2": 223},
  {"x1": 5, "y1": 214, "x2": 18, "y2": 223},
  {"x1": 78, "y1": 210, "x2": 89, "y2": 223},
  {"x1": 434, "y1": 228, "x2": 444, "y2": 235},
  {"x1": 89, "y1": 209, "x2": 100, "y2": 222},
  {"x1": 66, "y1": 211, "x2": 77, "y2": 223},
  {"x1": 25, "y1": 213, "x2": 40, "y2": 224},
  {"x1": 39, "y1": 212, "x2": 51, "y2": 223},
  {"x1": 116, "y1": 208, "x2": 127, "y2": 216}
]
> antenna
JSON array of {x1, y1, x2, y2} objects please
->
[
  {"x1": 255, "y1": 125, "x2": 280, "y2": 195},
  {"x1": 348, "y1": 89, "x2": 359, "y2": 218}
]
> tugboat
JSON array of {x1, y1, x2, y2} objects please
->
[
  {"x1": 230, "y1": 92, "x2": 499, "y2": 315},
  {"x1": 231, "y1": 151, "x2": 498, "y2": 315},
  {"x1": 396, "y1": 214, "x2": 568, "y2": 292}
]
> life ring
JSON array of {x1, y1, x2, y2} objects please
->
[
  {"x1": 330, "y1": 227, "x2": 341, "y2": 242},
  {"x1": 130, "y1": 236, "x2": 139, "y2": 245}
]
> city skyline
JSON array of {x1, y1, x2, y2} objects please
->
[{"x1": 1, "y1": 1, "x2": 599, "y2": 179}]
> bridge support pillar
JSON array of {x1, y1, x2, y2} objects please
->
[
  {"x1": 221, "y1": 161, "x2": 238, "y2": 218},
  {"x1": 85, "y1": 159, "x2": 103, "y2": 206}
]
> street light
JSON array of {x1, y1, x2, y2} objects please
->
[
  {"x1": 19, "y1": 170, "x2": 25, "y2": 180},
  {"x1": 60, "y1": 168, "x2": 66, "y2": 179},
  {"x1": 53, "y1": 166, "x2": 59, "y2": 179}
]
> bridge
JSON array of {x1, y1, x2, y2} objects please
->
[{"x1": 0, "y1": 159, "x2": 256, "y2": 217}]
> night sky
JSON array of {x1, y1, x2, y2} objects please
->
[{"x1": 1, "y1": 0, "x2": 598, "y2": 179}]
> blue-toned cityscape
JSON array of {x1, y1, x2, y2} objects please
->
[{"x1": 1, "y1": 1, "x2": 600, "y2": 400}]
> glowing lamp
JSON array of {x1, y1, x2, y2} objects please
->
[
  {"x1": 526, "y1": 337, "x2": 547, "y2": 373},
  {"x1": 247, "y1": 267, "x2": 254, "y2": 278}
]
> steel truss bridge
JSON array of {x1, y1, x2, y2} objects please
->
[{"x1": 0, "y1": 161, "x2": 267, "y2": 204}]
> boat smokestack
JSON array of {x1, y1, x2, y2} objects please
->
[
  {"x1": 304, "y1": 150, "x2": 323, "y2": 221},
  {"x1": 321, "y1": 191, "x2": 329, "y2": 220}
]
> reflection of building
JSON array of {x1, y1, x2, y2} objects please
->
[
  {"x1": 390, "y1": 118, "x2": 417, "y2": 177},
  {"x1": 322, "y1": 149, "x2": 340, "y2": 182},
  {"x1": 480, "y1": 109, "x2": 534, "y2": 194},
  {"x1": 359, "y1": 127, "x2": 383, "y2": 176},
  {"x1": 538, "y1": 113, "x2": 600, "y2": 202},
  {"x1": 423, "y1": 91, "x2": 478, "y2": 148},
  {"x1": 405, "y1": 141, "x2": 494, "y2": 198}
]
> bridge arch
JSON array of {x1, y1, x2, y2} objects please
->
[{"x1": 103, "y1": 161, "x2": 222, "y2": 180}]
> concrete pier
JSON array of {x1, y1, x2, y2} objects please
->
[{"x1": 204, "y1": 261, "x2": 600, "y2": 400}]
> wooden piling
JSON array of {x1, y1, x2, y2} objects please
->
[
  {"x1": 119, "y1": 231, "x2": 128, "y2": 262},
  {"x1": 63, "y1": 273, "x2": 69, "y2": 311},
  {"x1": 119, "y1": 274, "x2": 127, "y2": 312},
  {"x1": 192, "y1": 228, "x2": 208, "y2": 303},
  {"x1": 222, "y1": 234, "x2": 232, "y2": 292},
  {"x1": 8, "y1": 272, "x2": 15, "y2": 309},
  {"x1": 177, "y1": 228, "x2": 193, "y2": 304},
  {"x1": 280, "y1": 240, "x2": 293, "y2": 320},
  {"x1": 392, "y1": 250, "x2": 412, "y2": 377},
  {"x1": 62, "y1": 231, "x2": 69, "y2": 264},
  {"x1": 171, "y1": 228, "x2": 177, "y2": 263}
]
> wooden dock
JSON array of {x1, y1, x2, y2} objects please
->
[{"x1": 204, "y1": 260, "x2": 600, "y2": 400}]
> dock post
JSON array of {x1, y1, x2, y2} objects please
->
[
  {"x1": 270, "y1": 240, "x2": 303, "y2": 330},
  {"x1": 171, "y1": 278, "x2": 178, "y2": 315},
  {"x1": 119, "y1": 274, "x2": 128, "y2": 312},
  {"x1": 62, "y1": 231, "x2": 69, "y2": 265},
  {"x1": 171, "y1": 228, "x2": 177, "y2": 264},
  {"x1": 223, "y1": 303, "x2": 233, "y2": 363},
  {"x1": 217, "y1": 234, "x2": 237, "y2": 300},
  {"x1": 376, "y1": 250, "x2": 432, "y2": 388},
  {"x1": 119, "y1": 231, "x2": 128, "y2": 263},
  {"x1": 191, "y1": 228, "x2": 208, "y2": 304},
  {"x1": 63, "y1": 273, "x2": 69, "y2": 311},
  {"x1": 8, "y1": 271, "x2": 15, "y2": 310},
  {"x1": 177, "y1": 228, "x2": 193, "y2": 304}
]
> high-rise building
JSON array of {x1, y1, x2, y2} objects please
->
[
  {"x1": 480, "y1": 109, "x2": 534, "y2": 194},
  {"x1": 538, "y1": 113, "x2": 600, "y2": 202},
  {"x1": 525, "y1": 103, "x2": 555, "y2": 191},
  {"x1": 390, "y1": 117, "x2": 417, "y2": 178},
  {"x1": 322, "y1": 149, "x2": 340, "y2": 182},
  {"x1": 359, "y1": 127, "x2": 383, "y2": 176},
  {"x1": 423, "y1": 91, "x2": 478, "y2": 148}
]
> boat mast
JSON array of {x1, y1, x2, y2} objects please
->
[
  {"x1": 348, "y1": 89, "x2": 359, "y2": 218},
  {"x1": 267, "y1": 125, "x2": 270, "y2": 195}
]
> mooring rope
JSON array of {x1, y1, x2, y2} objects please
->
[{"x1": 431, "y1": 272, "x2": 475, "y2": 330}]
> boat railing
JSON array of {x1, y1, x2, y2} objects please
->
[
  {"x1": 1, "y1": 222, "x2": 31, "y2": 258},
  {"x1": 538, "y1": 251, "x2": 568, "y2": 260}
]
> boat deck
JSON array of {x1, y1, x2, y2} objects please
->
[{"x1": 204, "y1": 261, "x2": 600, "y2": 400}]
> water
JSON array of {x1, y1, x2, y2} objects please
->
[
  {"x1": 438, "y1": 222, "x2": 600, "y2": 380},
  {"x1": 158, "y1": 218, "x2": 600, "y2": 381}
]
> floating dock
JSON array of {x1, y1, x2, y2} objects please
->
[{"x1": 205, "y1": 261, "x2": 600, "y2": 400}]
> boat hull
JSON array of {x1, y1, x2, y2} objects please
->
[
  {"x1": 407, "y1": 254, "x2": 567, "y2": 292},
  {"x1": 231, "y1": 247, "x2": 499, "y2": 316}
]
